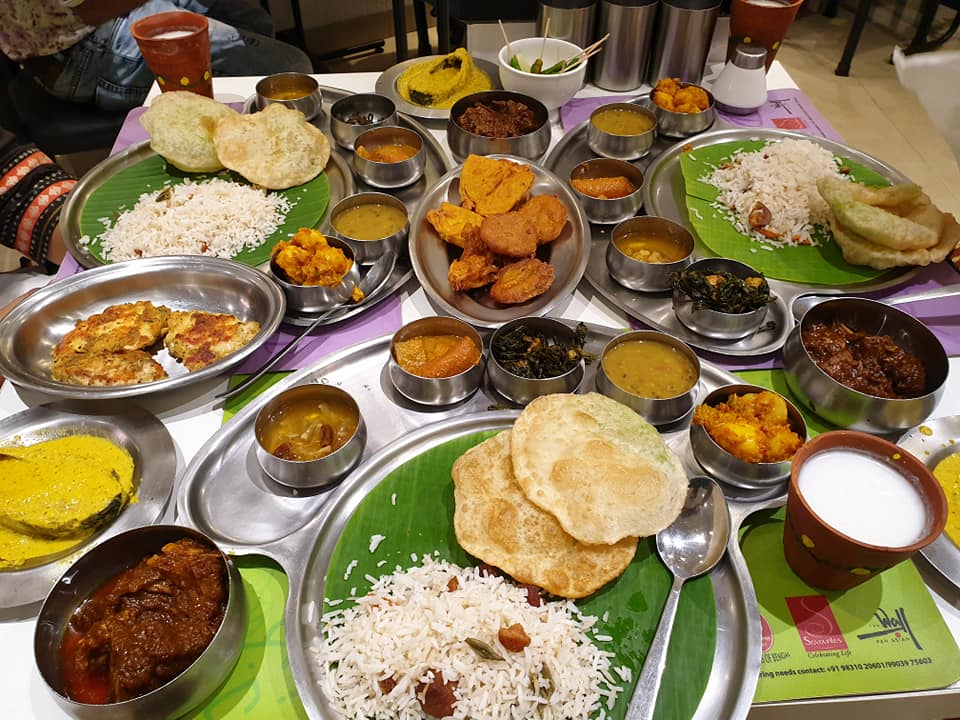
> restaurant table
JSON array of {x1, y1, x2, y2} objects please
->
[{"x1": 1, "y1": 65, "x2": 959, "y2": 720}]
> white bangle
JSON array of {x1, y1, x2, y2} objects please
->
[{"x1": 61, "y1": 0, "x2": 86, "y2": 7}]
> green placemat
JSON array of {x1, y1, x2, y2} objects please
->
[
  {"x1": 79, "y1": 156, "x2": 330, "y2": 267},
  {"x1": 679, "y1": 140, "x2": 896, "y2": 286},
  {"x1": 323, "y1": 430, "x2": 716, "y2": 720},
  {"x1": 743, "y1": 513, "x2": 960, "y2": 702}
]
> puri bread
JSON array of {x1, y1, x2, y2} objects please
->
[
  {"x1": 140, "y1": 91, "x2": 237, "y2": 173},
  {"x1": 511, "y1": 393, "x2": 687, "y2": 545},
  {"x1": 453, "y1": 431, "x2": 638, "y2": 598},
  {"x1": 213, "y1": 103, "x2": 330, "y2": 189},
  {"x1": 830, "y1": 213, "x2": 958, "y2": 269}
]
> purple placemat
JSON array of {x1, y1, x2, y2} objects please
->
[
  {"x1": 560, "y1": 89, "x2": 843, "y2": 141},
  {"x1": 58, "y1": 104, "x2": 404, "y2": 368}
]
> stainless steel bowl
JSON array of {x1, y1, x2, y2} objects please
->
[
  {"x1": 329, "y1": 93, "x2": 398, "y2": 150},
  {"x1": 447, "y1": 90, "x2": 550, "y2": 162},
  {"x1": 269, "y1": 236, "x2": 361, "y2": 314},
  {"x1": 34, "y1": 525, "x2": 245, "y2": 720},
  {"x1": 329, "y1": 192, "x2": 409, "y2": 265},
  {"x1": 595, "y1": 330, "x2": 700, "y2": 426},
  {"x1": 672, "y1": 257, "x2": 769, "y2": 339},
  {"x1": 0, "y1": 256, "x2": 284, "y2": 400},
  {"x1": 254, "y1": 384, "x2": 366, "y2": 489},
  {"x1": 690, "y1": 383, "x2": 808, "y2": 490},
  {"x1": 388, "y1": 317, "x2": 485, "y2": 406},
  {"x1": 783, "y1": 297, "x2": 949, "y2": 432},
  {"x1": 487, "y1": 317, "x2": 585, "y2": 405},
  {"x1": 569, "y1": 158, "x2": 644, "y2": 225},
  {"x1": 353, "y1": 126, "x2": 426, "y2": 189},
  {"x1": 606, "y1": 216, "x2": 694, "y2": 291},
  {"x1": 255, "y1": 72, "x2": 323, "y2": 121},
  {"x1": 586, "y1": 102, "x2": 657, "y2": 160},
  {"x1": 652, "y1": 85, "x2": 716, "y2": 139}
]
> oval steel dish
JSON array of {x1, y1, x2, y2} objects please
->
[
  {"x1": 176, "y1": 322, "x2": 762, "y2": 720},
  {"x1": 0, "y1": 256, "x2": 284, "y2": 400},
  {"x1": 898, "y1": 415, "x2": 960, "y2": 590},
  {"x1": 0, "y1": 401, "x2": 175, "y2": 608},
  {"x1": 375, "y1": 54, "x2": 502, "y2": 120},
  {"x1": 408, "y1": 156, "x2": 591, "y2": 328}
]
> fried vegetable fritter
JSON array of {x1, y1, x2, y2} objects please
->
[
  {"x1": 164, "y1": 311, "x2": 261, "y2": 371},
  {"x1": 459, "y1": 154, "x2": 534, "y2": 216},
  {"x1": 425, "y1": 202, "x2": 483, "y2": 248},
  {"x1": 480, "y1": 212, "x2": 538, "y2": 258},
  {"x1": 516, "y1": 194, "x2": 568, "y2": 244},
  {"x1": 448, "y1": 225, "x2": 499, "y2": 292},
  {"x1": 490, "y1": 258, "x2": 554, "y2": 304}
]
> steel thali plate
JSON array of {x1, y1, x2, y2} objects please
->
[
  {"x1": 0, "y1": 256, "x2": 284, "y2": 400},
  {"x1": 176, "y1": 322, "x2": 760, "y2": 720},
  {"x1": 375, "y1": 55, "x2": 502, "y2": 120},
  {"x1": 0, "y1": 402, "x2": 175, "y2": 608},
  {"x1": 408, "y1": 155, "x2": 591, "y2": 328},
  {"x1": 898, "y1": 415, "x2": 960, "y2": 590},
  {"x1": 547, "y1": 122, "x2": 920, "y2": 355}
]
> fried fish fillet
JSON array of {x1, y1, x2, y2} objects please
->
[
  {"x1": 489, "y1": 257, "x2": 554, "y2": 304},
  {"x1": 426, "y1": 202, "x2": 484, "y2": 248},
  {"x1": 164, "y1": 311, "x2": 260, "y2": 371},
  {"x1": 453, "y1": 431, "x2": 638, "y2": 598},
  {"x1": 517, "y1": 194, "x2": 568, "y2": 244},
  {"x1": 53, "y1": 301, "x2": 170, "y2": 361},
  {"x1": 459, "y1": 154, "x2": 534, "y2": 216},
  {"x1": 51, "y1": 350, "x2": 167, "y2": 386}
]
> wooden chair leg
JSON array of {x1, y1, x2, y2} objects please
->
[
  {"x1": 437, "y1": 0, "x2": 450, "y2": 55},
  {"x1": 393, "y1": 0, "x2": 409, "y2": 62},
  {"x1": 835, "y1": 0, "x2": 873, "y2": 76},
  {"x1": 413, "y1": 0, "x2": 432, "y2": 56}
]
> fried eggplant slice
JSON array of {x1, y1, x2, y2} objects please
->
[
  {"x1": 53, "y1": 301, "x2": 170, "y2": 361},
  {"x1": 51, "y1": 350, "x2": 167, "y2": 386},
  {"x1": 164, "y1": 311, "x2": 260, "y2": 371},
  {"x1": 459, "y1": 155, "x2": 534, "y2": 216},
  {"x1": 490, "y1": 258, "x2": 554, "y2": 304}
]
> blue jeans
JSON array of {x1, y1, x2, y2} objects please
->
[{"x1": 48, "y1": 0, "x2": 313, "y2": 110}]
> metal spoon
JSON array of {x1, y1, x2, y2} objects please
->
[
  {"x1": 790, "y1": 284, "x2": 960, "y2": 322},
  {"x1": 626, "y1": 476, "x2": 731, "y2": 720},
  {"x1": 218, "y1": 249, "x2": 397, "y2": 401}
]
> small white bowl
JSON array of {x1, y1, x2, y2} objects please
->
[{"x1": 497, "y1": 38, "x2": 588, "y2": 111}]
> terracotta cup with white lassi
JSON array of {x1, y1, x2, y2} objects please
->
[
  {"x1": 784, "y1": 431, "x2": 947, "y2": 591},
  {"x1": 132, "y1": 11, "x2": 213, "y2": 98}
]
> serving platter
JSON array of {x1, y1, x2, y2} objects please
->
[
  {"x1": 408, "y1": 155, "x2": 591, "y2": 328},
  {"x1": 0, "y1": 256, "x2": 284, "y2": 400},
  {"x1": 0, "y1": 401, "x2": 175, "y2": 608},
  {"x1": 375, "y1": 55, "x2": 502, "y2": 120},
  {"x1": 898, "y1": 415, "x2": 960, "y2": 590},
  {"x1": 177, "y1": 322, "x2": 766, "y2": 720}
]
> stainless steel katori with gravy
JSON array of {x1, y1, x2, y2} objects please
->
[{"x1": 4, "y1": 48, "x2": 960, "y2": 720}]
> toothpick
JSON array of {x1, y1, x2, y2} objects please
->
[{"x1": 498, "y1": 19, "x2": 513, "y2": 64}]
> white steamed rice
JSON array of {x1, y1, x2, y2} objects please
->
[
  {"x1": 81, "y1": 178, "x2": 291, "y2": 261},
  {"x1": 704, "y1": 138, "x2": 846, "y2": 247},
  {"x1": 314, "y1": 555, "x2": 625, "y2": 720}
]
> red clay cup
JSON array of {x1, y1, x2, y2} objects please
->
[
  {"x1": 783, "y1": 430, "x2": 947, "y2": 591},
  {"x1": 132, "y1": 11, "x2": 213, "y2": 98},
  {"x1": 728, "y1": 0, "x2": 804, "y2": 71}
]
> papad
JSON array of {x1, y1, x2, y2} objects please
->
[
  {"x1": 511, "y1": 393, "x2": 687, "y2": 546},
  {"x1": 453, "y1": 430, "x2": 637, "y2": 598}
]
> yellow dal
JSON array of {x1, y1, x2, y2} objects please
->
[
  {"x1": 333, "y1": 204, "x2": 407, "y2": 240},
  {"x1": 591, "y1": 108, "x2": 654, "y2": 136},
  {"x1": 0, "y1": 435, "x2": 135, "y2": 570},
  {"x1": 615, "y1": 232, "x2": 689, "y2": 264},
  {"x1": 934, "y1": 452, "x2": 960, "y2": 546},
  {"x1": 603, "y1": 340, "x2": 698, "y2": 398}
]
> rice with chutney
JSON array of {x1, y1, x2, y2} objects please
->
[
  {"x1": 704, "y1": 138, "x2": 847, "y2": 247},
  {"x1": 82, "y1": 178, "x2": 290, "y2": 261},
  {"x1": 314, "y1": 555, "x2": 625, "y2": 719}
]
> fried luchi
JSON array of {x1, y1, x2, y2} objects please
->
[{"x1": 426, "y1": 155, "x2": 569, "y2": 305}]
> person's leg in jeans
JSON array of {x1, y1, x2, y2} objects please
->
[{"x1": 46, "y1": 0, "x2": 311, "y2": 110}]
